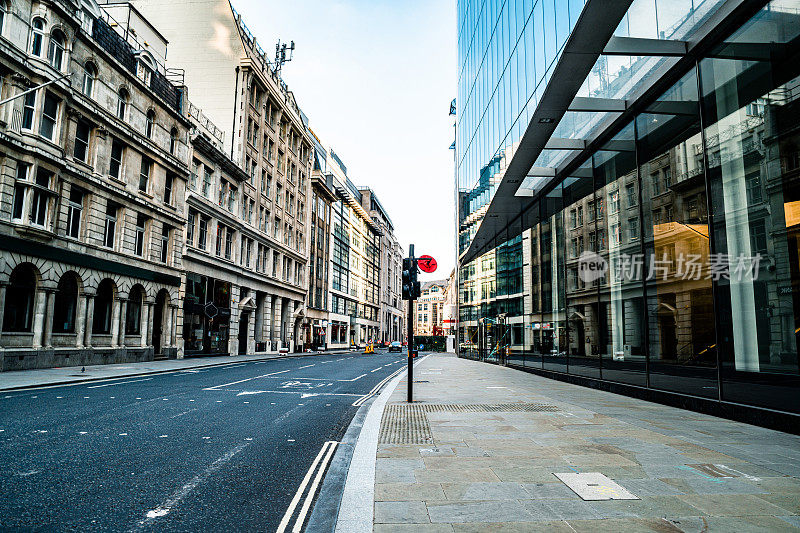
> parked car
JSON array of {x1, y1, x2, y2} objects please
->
[{"x1": 388, "y1": 341, "x2": 403, "y2": 353}]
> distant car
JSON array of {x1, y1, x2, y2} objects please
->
[{"x1": 388, "y1": 341, "x2": 402, "y2": 353}]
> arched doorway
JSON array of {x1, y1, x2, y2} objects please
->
[
  {"x1": 3, "y1": 263, "x2": 39, "y2": 333},
  {"x1": 153, "y1": 289, "x2": 169, "y2": 356}
]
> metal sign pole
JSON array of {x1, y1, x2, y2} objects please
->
[{"x1": 407, "y1": 244, "x2": 415, "y2": 403}]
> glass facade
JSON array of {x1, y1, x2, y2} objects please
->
[{"x1": 457, "y1": 0, "x2": 800, "y2": 415}]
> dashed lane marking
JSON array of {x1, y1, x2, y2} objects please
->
[
  {"x1": 204, "y1": 369, "x2": 292, "y2": 391},
  {"x1": 298, "y1": 364, "x2": 315, "y2": 369},
  {"x1": 131, "y1": 442, "x2": 250, "y2": 531},
  {"x1": 87, "y1": 378, "x2": 153, "y2": 389}
]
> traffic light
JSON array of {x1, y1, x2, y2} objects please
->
[{"x1": 402, "y1": 258, "x2": 419, "y2": 300}]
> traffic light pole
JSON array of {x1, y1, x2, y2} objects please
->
[{"x1": 407, "y1": 244, "x2": 415, "y2": 403}]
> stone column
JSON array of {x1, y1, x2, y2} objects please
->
[
  {"x1": 165, "y1": 304, "x2": 174, "y2": 349},
  {"x1": 0, "y1": 282, "x2": 7, "y2": 343},
  {"x1": 273, "y1": 297, "x2": 283, "y2": 350},
  {"x1": 110, "y1": 297, "x2": 121, "y2": 348},
  {"x1": 117, "y1": 298, "x2": 128, "y2": 348},
  {"x1": 83, "y1": 295, "x2": 94, "y2": 348},
  {"x1": 264, "y1": 295, "x2": 273, "y2": 351},
  {"x1": 255, "y1": 294, "x2": 264, "y2": 345},
  {"x1": 145, "y1": 302, "x2": 154, "y2": 347},
  {"x1": 247, "y1": 305, "x2": 256, "y2": 354},
  {"x1": 42, "y1": 289, "x2": 56, "y2": 349},
  {"x1": 75, "y1": 294, "x2": 87, "y2": 348},
  {"x1": 170, "y1": 305, "x2": 178, "y2": 347},
  {"x1": 140, "y1": 301, "x2": 151, "y2": 347},
  {"x1": 31, "y1": 289, "x2": 48, "y2": 349}
]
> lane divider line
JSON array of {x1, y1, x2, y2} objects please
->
[
  {"x1": 203, "y1": 369, "x2": 291, "y2": 391},
  {"x1": 276, "y1": 440, "x2": 338, "y2": 533},
  {"x1": 87, "y1": 378, "x2": 153, "y2": 389}
]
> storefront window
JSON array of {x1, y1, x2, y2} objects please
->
[{"x1": 702, "y1": 0, "x2": 800, "y2": 410}]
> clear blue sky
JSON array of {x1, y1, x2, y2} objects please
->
[{"x1": 233, "y1": 0, "x2": 457, "y2": 279}]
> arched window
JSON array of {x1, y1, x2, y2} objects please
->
[
  {"x1": 3, "y1": 265, "x2": 37, "y2": 333},
  {"x1": 92, "y1": 279, "x2": 114, "y2": 334},
  {"x1": 116, "y1": 88, "x2": 128, "y2": 120},
  {"x1": 145, "y1": 109, "x2": 155, "y2": 138},
  {"x1": 52, "y1": 273, "x2": 79, "y2": 333},
  {"x1": 30, "y1": 18, "x2": 45, "y2": 56},
  {"x1": 48, "y1": 29, "x2": 66, "y2": 71},
  {"x1": 137, "y1": 55, "x2": 153, "y2": 85},
  {"x1": 169, "y1": 127, "x2": 178, "y2": 154},
  {"x1": 82, "y1": 62, "x2": 97, "y2": 97},
  {"x1": 125, "y1": 286, "x2": 143, "y2": 335}
]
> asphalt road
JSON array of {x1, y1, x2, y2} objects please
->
[{"x1": 0, "y1": 351, "x2": 407, "y2": 532}]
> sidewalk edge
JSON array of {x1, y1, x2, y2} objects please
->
[{"x1": 333, "y1": 356, "x2": 426, "y2": 533}]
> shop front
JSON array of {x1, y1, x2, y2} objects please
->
[{"x1": 183, "y1": 273, "x2": 232, "y2": 356}]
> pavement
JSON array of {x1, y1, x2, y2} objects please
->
[
  {"x1": 0, "y1": 350, "x2": 405, "y2": 531},
  {"x1": 372, "y1": 354, "x2": 800, "y2": 532},
  {"x1": 0, "y1": 349, "x2": 352, "y2": 391}
]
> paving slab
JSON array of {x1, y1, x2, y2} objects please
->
[{"x1": 370, "y1": 354, "x2": 800, "y2": 531}]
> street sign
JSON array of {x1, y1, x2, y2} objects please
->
[{"x1": 418, "y1": 255, "x2": 437, "y2": 273}]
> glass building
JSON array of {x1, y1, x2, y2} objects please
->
[{"x1": 456, "y1": 0, "x2": 800, "y2": 420}]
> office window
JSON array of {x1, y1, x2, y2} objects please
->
[
  {"x1": 224, "y1": 229, "x2": 233, "y2": 260},
  {"x1": 198, "y1": 216, "x2": 208, "y2": 250},
  {"x1": 29, "y1": 168, "x2": 52, "y2": 227},
  {"x1": 12, "y1": 164, "x2": 29, "y2": 220},
  {"x1": 160, "y1": 225, "x2": 171, "y2": 264},
  {"x1": 116, "y1": 88, "x2": 128, "y2": 120},
  {"x1": 186, "y1": 209, "x2": 196, "y2": 246},
  {"x1": 145, "y1": 110, "x2": 155, "y2": 138},
  {"x1": 103, "y1": 202, "x2": 118, "y2": 248},
  {"x1": 82, "y1": 62, "x2": 97, "y2": 97},
  {"x1": 39, "y1": 91, "x2": 59, "y2": 140},
  {"x1": 202, "y1": 167, "x2": 211, "y2": 196},
  {"x1": 74, "y1": 120, "x2": 91, "y2": 162},
  {"x1": 30, "y1": 18, "x2": 44, "y2": 56},
  {"x1": 48, "y1": 29, "x2": 66, "y2": 70},
  {"x1": 134, "y1": 213, "x2": 147, "y2": 256},
  {"x1": 21, "y1": 91, "x2": 35, "y2": 130},
  {"x1": 164, "y1": 173, "x2": 174, "y2": 205},
  {"x1": 215, "y1": 223, "x2": 224, "y2": 256},
  {"x1": 109, "y1": 139, "x2": 124, "y2": 179},
  {"x1": 139, "y1": 157, "x2": 152, "y2": 192},
  {"x1": 66, "y1": 188, "x2": 84, "y2": 238}
]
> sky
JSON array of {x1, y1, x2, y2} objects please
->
[{"x1": 233, "y1": 0, "x2": 457, "y2": 280}]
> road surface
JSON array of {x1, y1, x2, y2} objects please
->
[{"x1": 0, "y1": 351, "x2": 406, "y2": 531}]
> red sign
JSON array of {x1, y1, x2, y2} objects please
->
[{"x1": 418, "y1": 255, "x2": 437, "y2": 273}]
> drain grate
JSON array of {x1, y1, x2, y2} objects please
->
[{"x1": 379, "y1": 403, "x2": 559, "y2": 444}]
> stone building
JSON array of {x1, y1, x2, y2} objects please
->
[
  {"x1": 130, "y1": 0, "x2": 314, "y2": 353},
  {"x1": 303, "y1": 131, "x2": 336, "y2": 350},
  {"x1": 358, "y1": 186, "x2": 403, "y2": 344},
  {"x1": 415, "y1": 280, "x2": 446, "y2": 336},
  {"x1": 0, "y1": 0, "x2": 190, "y2": 369}
]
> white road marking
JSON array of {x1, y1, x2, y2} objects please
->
[
  {"x1": 288, "y1": 439, "x2": 295, "y2": 442},
  {"x1": 159, "y1": 435, "x2": 168, "y2": 438},
  {"x1": 370, "y1": 368, "x2": 381, "y2": 373},
  {"x1": 245, "y1": 438, "x2": 253, "y2": 441},
  {"x1": 162, "y1": 398, "x2": 169, "y2": 401},
  {"x1": 337, "y1": 374, "x2": 367, "y2": 382},
  {"x1": 56, "y1": 396, "x2": 62, "y2": 399},
  {"x1": 31, "y1": 396, "x2": 37, "y2": 398},
  {"x1": 320, "y1": 361, "x2": 333, "y2": 364},
  {"x1": 216, "y1": 400, "x2": 222, "y2": 403},
  {"x1": 277, "y1": 441, "x2": 338, "y2": 533},
  {"x1": 132, "y1": 442, "x2": 249, "y2": 530},
  {"x1": 79, "y1": 431, "x2": 87, "y2": 435},
  {"x1": 84, "y1": 397, "x2": 90, "y2": 399},
  {"x1": 204, "y1": 369, "x2": 292, "y2": 391},
  {"x1": 119, "y1": 433, "x2": 128, "y2": 436},
  {"x1": 87, "y1": 378, "x2": 153, "y2": 389},
  {"x1": 715, "y1": 464, "x2": 761, "y2": 481},
  {"x1": 36, "y1": 430, "x2": 48, "y2": 433},
  {"x1": 202, "y1": 437, "x2": 211, "y2": 440},
  {"x1": 243, "y1": 401, "x2": 250, "y2": 404},
  {"x1": 189, "y1": 399, "x2": 195, "y2": 402},
  {"x1": 136, "y1": 397, "x2": 142, "y2": 400},
  {"x1": 352, "y1": 367, "x2": 405, "y2": 407},
  {"x1": 225, "y1": 390, "x2": 361, "y2": 397},
  {"x1": 298, "y1": 364, "x2": 315, "y2": 369},
  {"x1": 169, "y1": 409, "x2": 197, "y2": 419}
]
